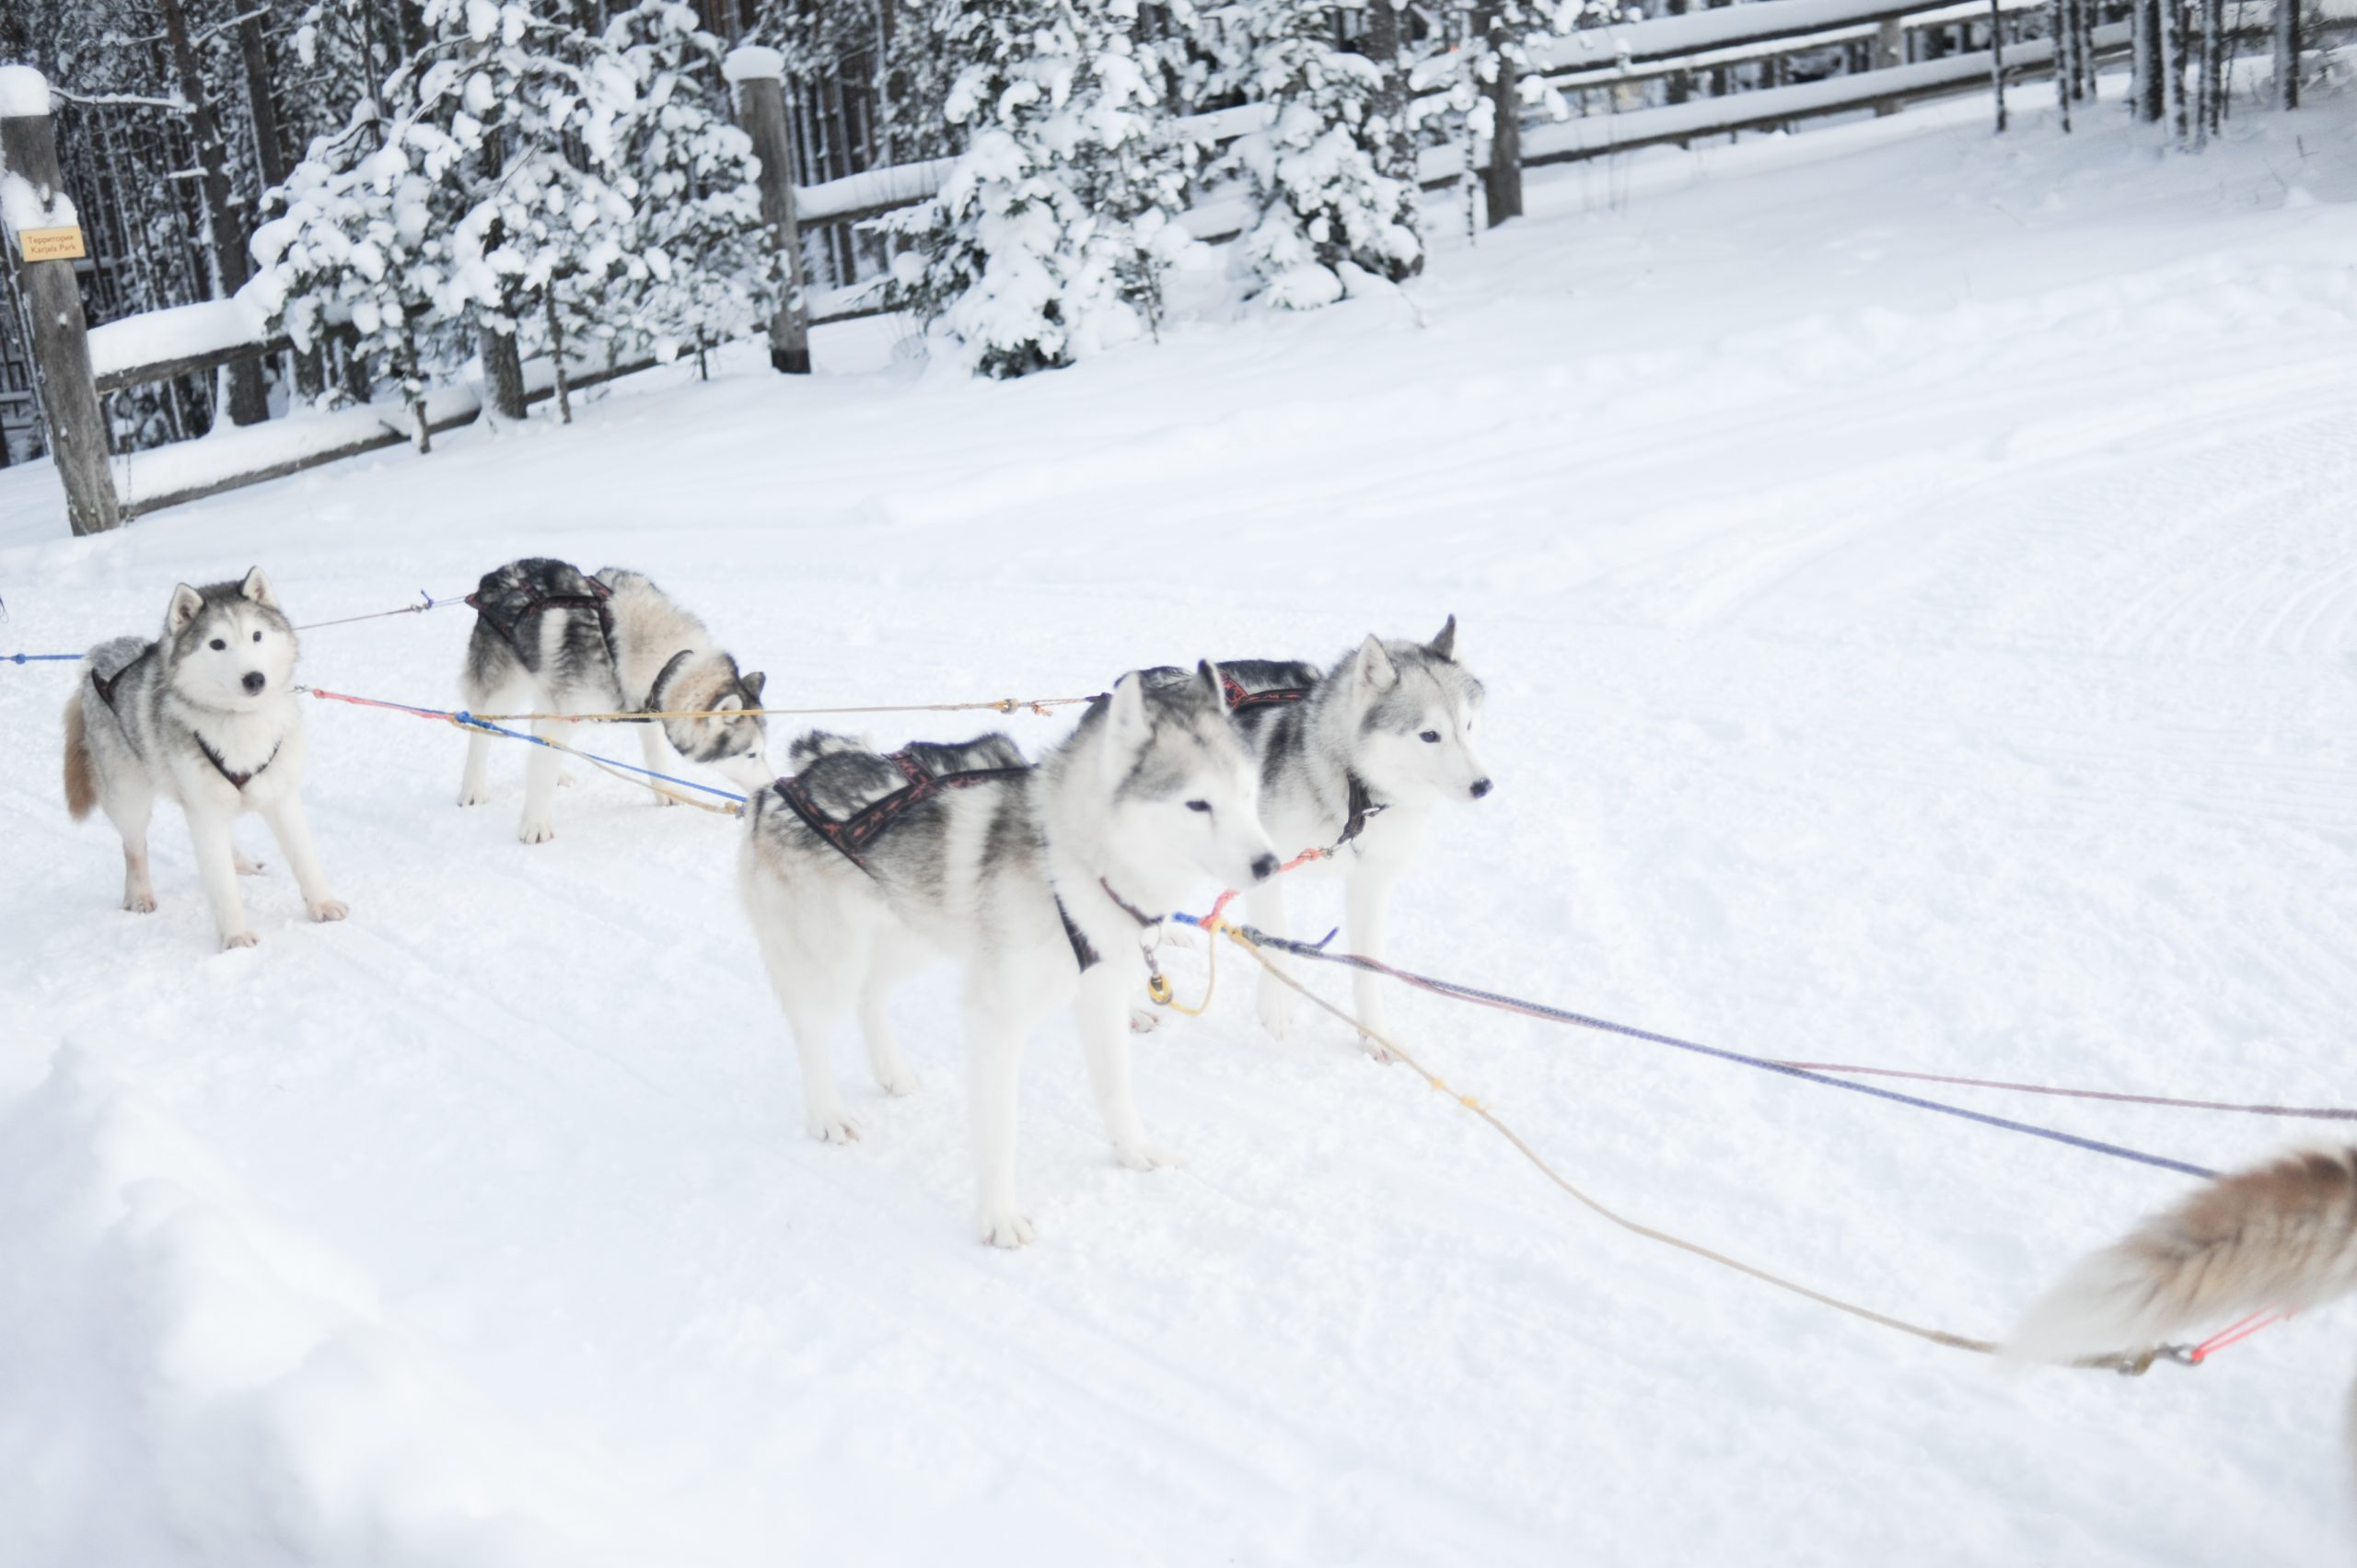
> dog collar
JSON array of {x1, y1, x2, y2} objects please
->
[
  {"x1": 1336, "y1": 772, "x2": 1385, "y2": 849},
  {"x1": 197, "y1": 734, "x2": 280, "y2": 790}
]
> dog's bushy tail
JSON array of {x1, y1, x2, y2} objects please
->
[
  {"x1": 2009, "y1": 1146, "x2": 2357, "y2": 1363},
  {"x1": 62, "y1": 688, "x2": 97, "y2": 821}
]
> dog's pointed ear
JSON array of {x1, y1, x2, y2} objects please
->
[
  {"x1": 1429, "y1": 614, "x2": 1457, "y2": 662},
  {"x1": 238, "y1": 566, "x2": 278, "y2": 609},
  {"x1": 167, "y1": 583, "x2": 205, "y2": 633},
  {"x1": 1102, "y1": 672, "x2": 1151, "y2": 778},
  {"x1": 1355, "y1": 633, "x2": 1399, "y2": 693},
  {"x1": 1195, "y1": 658, "x2": 1225, "y2": 709},
  {"x1": 741, "y1": 670, "x2": 766, "y2": 703}
]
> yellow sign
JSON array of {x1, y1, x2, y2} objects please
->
[{"x1": 18, "y1": 226, "x2": 86, "y2": 262}]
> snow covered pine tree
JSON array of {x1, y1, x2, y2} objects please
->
[
  {"x1": 1215, "y1": 0, "x2": 1422, "y2": 307},
  {"x1": 601, "y1": 1, "x2": 781, "y2": 380},
  {"x1": 256, "y1": 0, "x2": 644, "y2": 440},
  {"x1": 880, "y1": 0, "x2": 1199, "y2": 378}
]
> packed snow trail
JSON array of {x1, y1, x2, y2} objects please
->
[{"x1": 3, "y1": 88, "x2": 2355, "y2": 1567}]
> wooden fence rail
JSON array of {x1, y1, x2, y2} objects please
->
[{"x1": 5, "y1": 0, "x2": 2336, "y2": 530}]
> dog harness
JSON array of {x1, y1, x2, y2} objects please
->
[
  {"x1": 770, "y1": 738, "x2": 1134, "y2": 976},
  {"x1": 467, "y1": 563, "x2": 690, "y2": 719},
  {"x1": 1196, "y1": 659, "x2": 1387, "y2": 850},
  {"x1": 88, "y1": 648, "x2": 280, "y2": 791}
]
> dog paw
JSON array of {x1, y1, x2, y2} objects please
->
[
  {"x1": 977, "y1": 1208, "x2": 1037, "y2": 1249},
  {"x1": 1127, "y1": 1007, "x2": 1160, "y2": 1035},
  {"x1": 1357, "y1": 1030, "x2": 1399, "y2": 1065},
  {"x1": 457, "y1": 788, "x2": 491, "y2": 807},
  {"x1": 1114, "y1": 1139, "x2": 1180, "y2": 1173},
  {"x1": 235, "y1": 854, "x2": 267, "y2": 877},
  {"x1": 221, "y1": 930, "x2": 260, "y2": 950},
  {"x1": 650, "y1": 794, "x2": 677, "y2": 808},
  {"x1": 873, "y1": 1063, "x2": 921, "y2": 1098},
  {"x1": 557, "y1": 770, "x2": 581, "y2": 790},
  {"x1": 517, "y1": 819, "x2": 556, "y2": 845},
  {"x1": 806, "y1": 1109, "x2": 861, "y2": 1144},
  {"x1": 123, "y1": 891, "x2": 157, "y2": 914},
  {"x1": 1158, "y1": 923, "x2": 1198, "y2": 950},
  {"x1": 1257, "y1": 986, "x2": 1294, "y2": 1040},
  {"x1": 308, "y1": 900, "x2": 349, "y2": 923}
]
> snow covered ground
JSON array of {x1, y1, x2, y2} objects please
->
[{"x1": 4, "y1": 83, "x2": 2356, "y2": 1567}]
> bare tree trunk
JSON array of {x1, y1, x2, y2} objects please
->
[
  {"x1": 161, "y1": 0, "x2": 268, "y2": 428},
  {"x1": 544, "y1": 291, "x2": 573, "y2": 424},
  {"x1": 2075, "y1": 0, "x2": 2097, "y2": 100},
  {"x1": 2196, "y1": 0, "x2": 2215, "y2": 131},
  {"x1": 2131, "y1": 0, "x2": 2162, "y2": 121},
  {"x1": 2273, "y1": 0, "x2": 2301, "y2": 107},
  {"x1": 2160, "y1": 0, "x2": 2188, "y2": 145},
  {"x1": 1482, "y1": 7, "x2": 1523, "y2": 227},
  {"x1": 238, "y1": 10, "x2": 289, "y2": 192},
  {"x1": 480, "y1": 322, "x2": 526, "y2": 421},
  {"x1": 1991, "y1": 0, "x2": 2008, "y2": 131},
  {"x1": 2050, "y1": 0, "x2": 2073, "y2": 129}
]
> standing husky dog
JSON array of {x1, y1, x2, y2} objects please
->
[
  {"x1": 61, "y1": 568, "x2": 346, "y2": 950},
  {"x1": 457, "y1": 558, "x2": 772, "y2": 842},
  {"x1": 2010, "y1": 1146, "x2": 2357, "y2": 1496},
  {"x1": 1225, "y1": 617, "x2": 1492, "y2": 1045},
  {"x1": 737, "y1": 665, "x2": 1280, "y2": 1247}
]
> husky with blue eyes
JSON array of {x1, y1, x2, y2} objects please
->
[
  {"x1": 62, "y1": 567, "x2": 346, "y2": 950},
  {"x1": 737, "y1": 664, "x2": 1280, "y2": 1248},
  {"x1": 1219, "y1": 617, "x2": 1492, "y2": 1047}
]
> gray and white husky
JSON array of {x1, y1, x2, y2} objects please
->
[
  {"x1": 456, "y1": 557, "x2": 772, "y2": 842},
  {"x1": 61, "y1": 567, "x2": 346, "y2": 950},
  {"x1": 737, "y1": 664, "x2": 1280, "y2": 1247},
  {"x1": 1227, "y1": 617, "x2": 1492, "y2": 1045}
]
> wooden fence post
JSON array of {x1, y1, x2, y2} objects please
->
[
  {"x1": 1481, "y1": 11, "x2": 1525, "y2": 228},
  {"x1": 726, "y1": 46, "x2": 812, "y2": 376},
  {"x1": 1875, "y1": 17, "x2": 1907, "y2": 113},
  {"x1": 0, "y1": 69, "x2": 121, "y2": 537}
]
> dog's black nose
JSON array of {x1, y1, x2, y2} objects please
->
[
  {"x1": 1249, "y1": 854, "x2": 1280, "y2": 882},
  {"x1": 242, "y1": 672, "x2": 267, "y2": 694},
  {"x1": 1469, "y1": 777, "x2": 1492, "y2": 799}
]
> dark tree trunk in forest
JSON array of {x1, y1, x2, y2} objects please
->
[
  {"x1": 2131, "y1": 0, "x2": 2163, "y2": 122},
  {"x1": 1366, "y1": 0, "x2": 1412, "y2": 184},
  {"x1": 162, "y1": 0, "x2": 268, "y2": 427},
  {"x1": 2161, "y1": 0, "x2": 2189, "y2": 145},
  {"x1": 480, "y1": 323, "x2": 526, "y2": 422},
  {"x1": 239, "y1": 11, "x2": 289, "y2": 192},
  {"x1": 2273, "y1": 0, "x2": 2301, "y2": 107},
  {"x1": 1482, "y1": 9, "x2": 1523, "y2": 227},
  {"x1": 1991, "y1": 0, "x2": 2008, "y2": 132},
  {"x1": 2049, "y1": 0, "x2": 2073, "y2": 130},
  {"x1": 545, "y1": 292, "x2": 573, "y2": 424}
]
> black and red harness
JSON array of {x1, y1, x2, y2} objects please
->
[
  {"x1": 770, "y1": 742, "x2": 1122, "y2": 974},
  {"x1": 1207, "y1": 662, "x2": 1384, "y2": 849},
  {"x1": 466, "y1": 571, "x2": 691, "y2": 720}
]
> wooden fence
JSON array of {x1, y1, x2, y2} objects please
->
[{"x1": 1, "y1": 0, "x2": 2337, "y2": 532}]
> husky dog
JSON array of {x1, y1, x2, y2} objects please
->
[
  {"x1": 737, "y1": 665, "x2": 1280, "y2": 1247},
  {"x1": 2010, "y1": 1146, "x2": 2357, "y2": 1493},
  {"x1": 61, "y1": 568, "x2": 346, "y2": 950},
  {"x1": 1226, "y1": 617, "x2": 1492, "y2": 1045},
  {"x1": 457, "y1": 558, "x2": 772, "y2": 842}
]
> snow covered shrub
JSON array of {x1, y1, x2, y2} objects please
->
[
  {"x1": 250, "y1": 116, "x2": 472, "y2": 445},
  {"x1": 1213, "y1": 0, "x2": 1422, "y2": 308},
  {"x1": 600, "y1": 1, "x2": 781, "y2": 377},
  {"x1": 256, "y1": 0, "x2": 644, "y2": 438},
  {"x1": 879, "y1": 0, "x2": 1200, "y2": 379}
]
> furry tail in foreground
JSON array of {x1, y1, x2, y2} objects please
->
[
  {"x1": 2009, "y1": 1146, "x2": 2357, "y2": 1364},
  {"x1": 62, "y1": 689, "x2": 96, "y2": 821}
]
